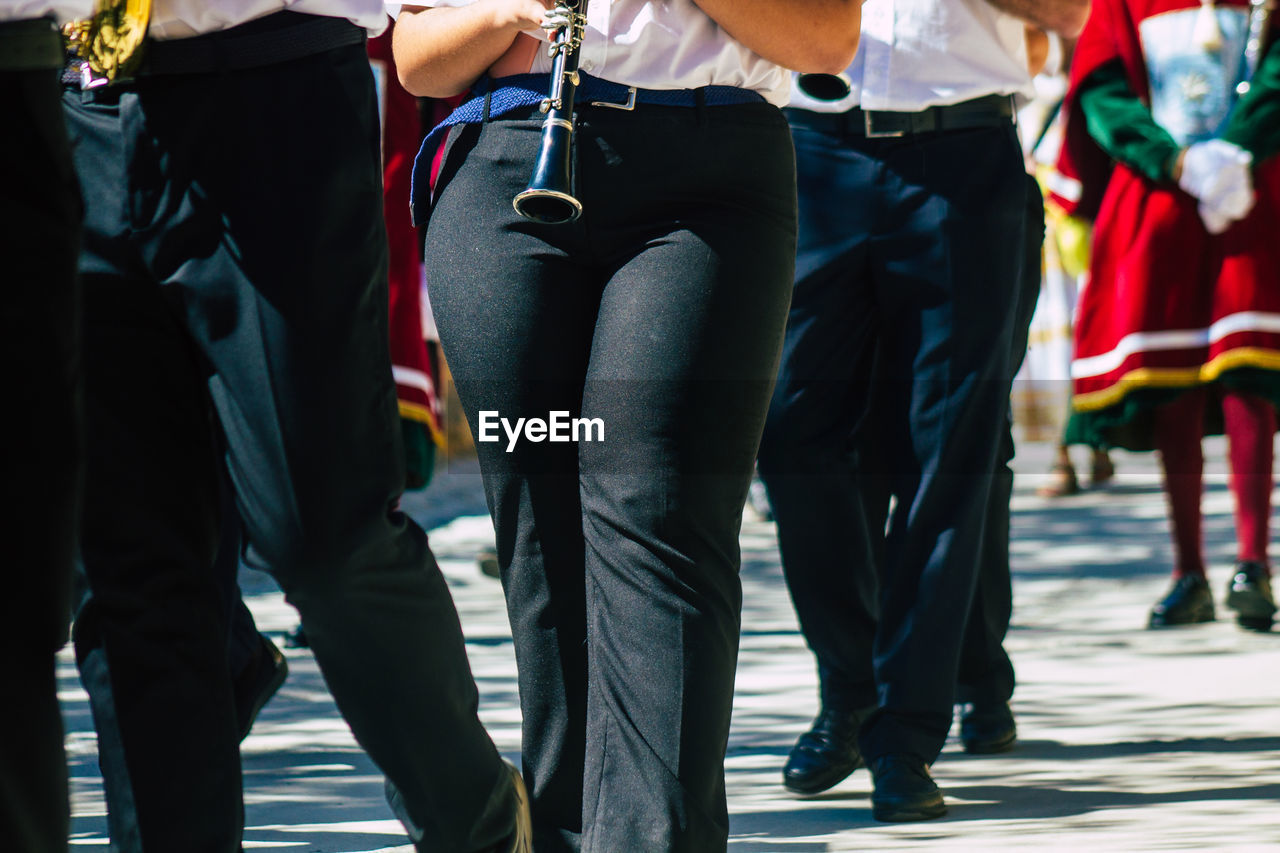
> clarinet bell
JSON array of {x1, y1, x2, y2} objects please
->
[
  {"x1": 513, "y1": 118, "x2": 582, "y2": 224},
  {"x1": 513, "y1": 186, "x2": 582, "y2": 224}
]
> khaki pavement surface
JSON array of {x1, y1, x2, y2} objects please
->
[{"x1": 61, "y1": 438, "x2": 1280, "y2": 851}]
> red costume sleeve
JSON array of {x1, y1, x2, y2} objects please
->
[{"x1": 368, "y1": 24, "x2": 444, "y2": 446}]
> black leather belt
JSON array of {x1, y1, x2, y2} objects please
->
[
  {"x1": 0, "y1": 17, "x2": 64, "y2": 72},
  {"x1": 65, "y1": 11, "x2": 365, "y2": 86},
  {"x1": 785, "y1": 94, "x2": 1015, "y2": 138}
]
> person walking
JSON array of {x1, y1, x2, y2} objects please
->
[
  {"x1": 2, "y1": 4, "x2": 90, "y2": 850},
  {"x1": 391, "y1": 1, "x2": 863, "y2": 849},
  {"x1": 755, "y1": 0, "x2": 1089, "y2": 821},
  {"x1": 1053, "y1": 0, "x2": 1280, "y2": 631},
  {"x1": 61, "y1": 3, "x2": 530, "y2": 850}
]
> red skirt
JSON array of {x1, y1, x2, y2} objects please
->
[{"x1": 1068, "y1": 156, "x2": 1280, "y2": 448}]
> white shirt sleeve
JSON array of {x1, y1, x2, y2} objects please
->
[{"x1": 389, "y1": 0, "x2": 475, "y2": 10}]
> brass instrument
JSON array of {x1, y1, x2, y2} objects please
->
[
  {"x1": 513, "y1": 1, "x2": 587, "y2": 224},
  {"x1": 63, "y1": 0, "x2": 153, "y2": 85}
]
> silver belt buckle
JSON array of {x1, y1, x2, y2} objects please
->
[
  {"x1": 591, "y1": 85, "x2": 637, "y2": 111},
  {"x1": 863, "y1": 110, "x2": 905, "y2": 138},
  {"x1": 80, "y1": 60, "x2": 109, "y2": 89}
]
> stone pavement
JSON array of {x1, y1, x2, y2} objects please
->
[{"x1": 60, "y1": 438, "x2": 1280, "y2": 851}]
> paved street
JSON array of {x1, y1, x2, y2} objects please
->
[{"x1": 61, "y1": 437, "x2": 1280, "y2": 851}]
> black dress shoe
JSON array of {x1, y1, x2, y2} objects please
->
[
  {"x1": 1225, "y1": 561, "x2": 1276, "y2": 632},
  {"x1": 1148, "y1": 574, "x2": 1215, "y2": 627},
  {"x1": 958, "y1": 701, "x2": 1016, "y2": 754},
  {"x1": 782, "y1": 707, "x2": 868, "y2": 794},
  {"x1": 233, "y1": 632, "x2": 288, "y2": 740},
  {"x1": 869, "y1": 754, "x2": 947, "y2": 822}
]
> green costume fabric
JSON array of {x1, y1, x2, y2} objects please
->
[{"x1": 1075, "y1": 38, "x2": 1280, "y2": 183}]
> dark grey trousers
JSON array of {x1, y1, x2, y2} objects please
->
[{"x1": 426, "y1": 100, "x2": 798, "y2": 853}]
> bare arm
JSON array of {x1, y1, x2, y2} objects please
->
[
  {"x1": 1025, "y1": 24, "x2": 1050, "y2": 75},
  {"x1": 986, "y1": 0, "x2": 1090, "y2": 37},
  {"x1": 392, "y1": 0, "x2": 551, "y2": 98},
  {"x1": 691, "y1": 0, "x2": 864, "y2": 74}
]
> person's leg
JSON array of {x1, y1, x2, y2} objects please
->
[
  {"x1": 1222, "y1": 390, "x2": 1277, "y2": 629},
  {"x1": 1155, "y1": 391, "x2": 1208, "y2": 579},
  {"x1": 1, "y1": 35, "x2": 82, "y2": 852},
  {"x1": 425, "y1": 115, "x2": 600, "y2": 853},
  {"x1": 754, "y1": 118, "x2": 883, "y2": 796},
  {"x1": 1223, "y1": 391, "x2": 1275, "y2": 566},
  {"x1": 63, "y1": 79, "x2": 245, "y2": 852},
  {"x1": 858, "y1": 122, "x2": 1025, "y2": 774},
  {"x1": 755, "y1": 118, "x2": 882, "y2": 721},
  {"x1": 214, "y1": 465, "x2": 289, "y2": 742},
  {"x1": 956, "y1": 410, "x2": 1017, "y2": 745},
  {"x1": 956, "y1": 170, "x2": 1042, "y2": 751},
  {"x1": 573, "y1": 102, "x2": 796, "y2": 853},
  {"x1": 1037, "y1": 440, "x2": 1081, "y2": 497},
  {"x1": 226, "y1": 596, "x2": 288, "y2": 742},
  {"x1": 142, "y1": 46, "x2": 517, "y2": 851},
  {"x1": 1089, "y1": 445, "x2": 1116, "y2": 487},
  {"x1": 1148, "y1": 390, "x2": 1215, "y2": 627}
]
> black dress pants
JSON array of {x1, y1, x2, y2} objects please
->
[
  {"x1": 425, "y1": 100, "x2": 797, "y2": 853},
  {"x1": 2, "y1": 20, "x2": 82, "y2": 852},
  {"x1": 956, "y1": 172, "x2": 1045, "y2": 707},
  {"x1": 64, "y1": 32, "x2": 513, "y2": 853},
  {"x1": 757, "y1": 114, "x2": 1027, "y2": 764},
  {"x1": 862, "y1": 169, "x2": 1043, "y2": 709}
]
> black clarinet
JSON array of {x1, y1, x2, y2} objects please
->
[{"x1": 513, "y1": 1, "x2": 587, "y2": 224}]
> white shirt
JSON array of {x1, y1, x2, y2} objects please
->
[
  {"x1": 143, "y1": 0, "x2": 387, "y2": 39},
  {"x1": 1, "y1": 1, "x2": 92, "y2": 24},
  {"x1": 789, "y1": 0, "x2": 1034, "y2": 113},
  {"x1": 394, "y1": 0, "x2": 791, "y2": 106}
]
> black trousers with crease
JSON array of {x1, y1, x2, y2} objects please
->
[
  {"x1": 426, "y1": 99, "x2": 798, "y2": 853},
  {"x1": 64, "y1": 32, "x2": 514, "y2": 853}
]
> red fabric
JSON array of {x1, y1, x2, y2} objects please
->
[
  {"x1": 428, "y1": 95, "x2": 467, "y2": 191},
  {"x1": 1049, "y1": 0, "x2": 1254, "y2": 218},
  {"x1": 368, "y1": 26, "x2": 443, "y2": 442},
  {"x1": 1154, "y1": 390, "x2": 1207, "y2": 579},
  {"x1": 1152, "y1": 389, "x2": 1275, "y2": 576},
  {"x1": 1071, "y1": 157, "x2": 1280, "y2": 407},
  {"x1": 1224, "y1": 392, "x2": 1276, "y2": 566}
]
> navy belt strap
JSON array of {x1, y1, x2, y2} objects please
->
[{"x1": 409, "y1": 72, "x2": 766, "y2": 225}]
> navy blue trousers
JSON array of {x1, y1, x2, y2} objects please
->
[
  {"x1": 757, "y1": 112, "x2": 1028, "y2": 764},
  {"x1": 956, "y1": 172, "x2": 1045, "y2": 707}
]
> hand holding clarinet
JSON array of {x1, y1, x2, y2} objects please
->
[{"x1": 513, "y1": 0, "x2": 587, "y2": 223}]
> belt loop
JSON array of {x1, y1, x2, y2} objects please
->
[
  {"x1": 695, "y1": 87, "x2": 707, "y2": 126},
  {"x1": 482, "y1": 89, "x2": 492, "y2": 122}
]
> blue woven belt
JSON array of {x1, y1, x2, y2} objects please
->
[{"x1": 409, "y1": 72, "x2": 766, "y2": 224}]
